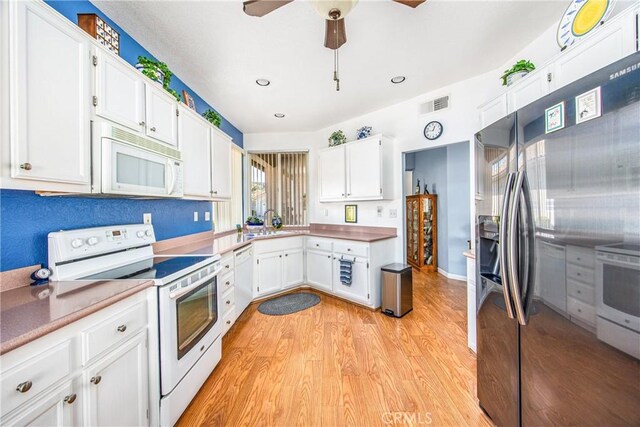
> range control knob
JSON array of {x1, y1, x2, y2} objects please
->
[
  {"x1": 145, "y1": 230, "x2": 153, "y2": 237},
  {"x1": 86, "y1": 236, "x2": 99, "y2": 246},
  {"x1": 136, "y1": 231, "x2": 145, "y2": 238},
  {"x1": 71, "y1": 238, "x2": 84, "y2": 248}
]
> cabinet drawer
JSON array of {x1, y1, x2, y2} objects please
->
[
  {"x1": 223, "y1": 306, "x2": 236, "y2": 335},
  {"x1": 566, "y1": 263, "x2": 595, "y2": 285},
  {"x1": 222, "y1": 287, "x2": 235, "y2": 315},
  {"x1": 566, "y1": 246, "x2": 595, "y2": 268},
  {"x1": 1, "y1": 341, "x2": 72, "y2": 417},
  {"x1": 82, "y1": 302, "x2": 147, "y2": 364},
  {"x1": 220, "y1": 271, "x2": 235, "y2": 294},
  {"x1": 567, "y1": 279, "x2": 595, "y2": 305},
  {"x1": 220, "y1": 254, "x2": 234, "y2": 272},
  {"x1": 306, "y1": 237, "x2": 333, "y2": 252},
  {"x1": 333, "y1": 241, "x2": 369, "y2": 257},
  {"x1": 568, "y1": 297, "x2": 596, "y2": 326}
]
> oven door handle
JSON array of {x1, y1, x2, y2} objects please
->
[{"x1": 168, "y1": 268, "x2": 221, "y2": 300}]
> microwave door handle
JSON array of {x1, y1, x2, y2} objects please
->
[
  {"x1": 500, "y1": 172, "x2": 516, "y2": 320},
  {"x1": 508, "y1": 171, "x2": 528, "y2": 326},
  {"x1": 167, "y1": 160, "x2": 176, "y2": 195}
]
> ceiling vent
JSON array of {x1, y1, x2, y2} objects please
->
[{"x1": 419, "y1": 95, "x2": 450, "y2": 115}]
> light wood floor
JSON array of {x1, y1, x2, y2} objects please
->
[{"x1": 177, "y1": 270, "x2": 492, "y2": 426}]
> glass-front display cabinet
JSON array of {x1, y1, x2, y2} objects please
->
[{"x1": 406, "y1": 194, "x2": 438, "y2": 271}]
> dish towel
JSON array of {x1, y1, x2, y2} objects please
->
[{"x1": 339, "y1": 257, "x2": 354, "y2": 286}]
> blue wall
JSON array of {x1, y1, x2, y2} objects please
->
[
  {"x1": 0, "y1": 190, "x2": 213, "y2": 271},
  {"x1": 45, "y1": 0, "x2": 243, "y2": 147},
  {"x1": 409, "y1": 141, "x2": 470, "y2": 277}
]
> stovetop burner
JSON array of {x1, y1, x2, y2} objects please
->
[{"x1": 81, "y1": 256, "x2": 212, "y2": 281}]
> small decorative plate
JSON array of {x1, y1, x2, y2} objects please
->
[{"x1": 557, "y1": 0, "x2": 617, "y2": 49}]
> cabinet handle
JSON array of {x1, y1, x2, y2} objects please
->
[
  {"x1": 150, "y1": 127, "x2": 156, "y2": 132},
  {"x1": 347, "y1": 193, "x2": 351, "y2": 196},
  {"x1": 327, "y1": 255, "x2": 331, "y2": 259},
  {"x1": 316, "y1": 244, "x2": 319, "y2": 247},
  {"x1": 577, "y1": 257, "x2": 581, "y2": 261},
  {"x1": 116, "y1": 324, "x2": 127, "y2": 332},
  {"x1": 577, "y1": 308, "x2": 582, "y2": 313},
  {"x1": 341, "y1": 193, "x2": 345, "y2": 196},
  {"x1": 90, "y1": 376, "x2": 102, "y2": 385},
  {"x1": 226, "y1": 320, "x2": 231, "y2": 325},
  {"x1": 347, "y1": 248, "x2": 351, "y2": 252},
  {"x1": 577, "y1": 272, "x2": 581, "y2": 276},
  {"x1": 19, "y1": 163, "x2": 32, "y2": 171},
  {"x1": 213, "y1": 190, "x2": 218, "y2": 194},
  {"x1": 226, "y1": 300, "x2": 231, "y2": 305},
  {"x1": 64, "y1": 393, "x2": 77, "y2": 404},
  {"x1": 139, "y1": 121, "x2": 145, "y2": 127},
  {"x1": 279, "y1": 255, "x2": 282, "y2": 258},
  {"x1": 225, "y1": 281, "x2": 230, "y2": 285},
  {"x1": 16, "y1": 381, "x2": 32, "y2": 393},
  {"x1": 285, "y1": 254, "x2": 288, "y2": 257},
  {"x1": 225, "y1": 264, "x2": 230, "y2": 269},
  {"x1": 577, "y1": 290, "x2": 581, "y2": 294}
]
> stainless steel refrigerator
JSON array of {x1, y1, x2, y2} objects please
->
[{"x1": 475, "y1": 52, "x2": 640, "y2": 426}]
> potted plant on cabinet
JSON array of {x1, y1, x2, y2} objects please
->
[
  {"x1": 500, "y1": 59, "x2": 536, "y2": 86},
  {"x1": 135, "y1": 56, "x2": 181, "y2": 102},
  {"x1": 202, "y1": 109, "x2": 222, "y2": 128}
]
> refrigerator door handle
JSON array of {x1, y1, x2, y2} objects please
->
[
  {"x1": 500, "y1": 172, "x2": 516, "y2": 319},
  {"x1": 520, "y1": 172, "x2": 536, "y2": 322},
  {"x1": 508, "y1": 171, "x2": 528, "y2": 326}
]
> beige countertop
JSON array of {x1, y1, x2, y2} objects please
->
[{"x1": 0, "y1": 279, "x2": 153, "y2": 355}]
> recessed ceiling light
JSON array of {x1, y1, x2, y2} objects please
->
[
  {"x1": 256, "y1": 79, "x2": 271, "y2": 86},
  {"x1": 274, "y1": 113, "x2": 285, "y2": 118},
  {"x1": 391, "y1": 76, "x2": 406, "y2": 84}
]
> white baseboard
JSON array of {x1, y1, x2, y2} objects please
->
[{"x1": 437, "y1": 267, "x2": 466, "y2": 282}]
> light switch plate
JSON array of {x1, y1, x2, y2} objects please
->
[
  {"x1": 205, "y1": 212, "x2": 211, "y2": 221},
  {"x1": 143, "y1": 213, "x2": 152, "y2": 224},
  {"x1": 389, "y1": 209, "x2": 398, "y2": 218},
  {"x1": 193, "y1": 212, "x2": 199, "y2": 222}
]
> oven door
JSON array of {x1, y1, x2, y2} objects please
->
[
  {"x1": 102, "y1": 138, "x2": 183, "y2": 197},
  {"x1": 596, "y1": 253, "x2": 640, "y2": 332},
  {"x1": 159, "y1": 272, "x2": 222, "y2": 395}
]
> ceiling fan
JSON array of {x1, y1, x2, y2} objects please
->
[{"x1": 243, "y1": 0, "x2": 426, "y2": 50}]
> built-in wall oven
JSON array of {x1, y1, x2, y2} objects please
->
[{"x1": 595, "y1": 243, "x2": 640, "y2": 359}]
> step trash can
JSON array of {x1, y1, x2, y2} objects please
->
[{"x1": 381, "y1": 263, "x2": 413, "y2": 318}]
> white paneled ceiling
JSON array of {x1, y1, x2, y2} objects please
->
[{"x1": 94, "y1": 0, "x2": 570, "y2": 133}]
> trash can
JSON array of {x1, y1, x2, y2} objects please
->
[{"x1": 381, "y1": 263, "x2": 413, "y2": 318}]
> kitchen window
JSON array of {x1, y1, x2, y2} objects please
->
[
  {"x1": 213, "y1": 146, "x2": 244, "y2": 232},
  {"x1": 248, "y1": 152, "x2": 308, "y2": 226}
]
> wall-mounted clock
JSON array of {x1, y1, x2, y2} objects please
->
[{"x1": 424, "y1": 121, "x2": 443, "y2": 140}]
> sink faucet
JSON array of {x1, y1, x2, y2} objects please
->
[{"x1": 262, "y1": 209, "x2": 277, "y2": 234}]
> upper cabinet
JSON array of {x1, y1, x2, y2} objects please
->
[
  {"x1": 210, "y1": 127, "x2": 232, "y2": 199},
  {"x1": 479, "y1": 94, "x2": 508, "y2": 129},
  {"x1": 6, "y1": 0, "x2": 92, "y2": 191},
  {"x1": 507, "y1": 66, "x2": 552, "y2": 114},
  {"x1": 178, "y1": 105, "x2": 211, "y2": 198},
  {"x1": 145, "y1": 83, "x2": 178, "y2": 147},
  {"x1": 94, "y1": 49, "x2": 145, "y2": 133},
  {"x1": 318, "y1": 134, "x2": 393, "y2": 202}
]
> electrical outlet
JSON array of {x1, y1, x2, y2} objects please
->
[
  {"x1": 389, "y1": 209, "x2": 398, "y2": 218},
  {"x1": 377, "y1": 206, "x2": 383, "y2": 217},
  {"x1": 143, "y1": 213, "x2": 152, "y2": 224},
  {"x1": 205, "y1": 212, "x2": 211, "y2": 221},
  {"x1": 193, "y1": 212, "x2": 199, "y2": 222}
]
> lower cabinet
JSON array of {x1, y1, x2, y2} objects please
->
[
  {"x1": 3, "y1": 381, "x2": 78, "y2": 426},
  {"x1": 255, "y1": 252, "x2": 283, "y2": 297},
  {"x1": 253, "y1": 237, "x2": 304, "y2": 298},
  {"x1": 84, "y1": 331, "x2": 148, "y2": 427},
  {"x1": 306, "y1": 249, "x2": 333, "y2": 292},
  {"x1": 283, "y1": 248, "x2": 304, "y2": 289},
  {"x1": 332, "y1": 255, "x2": 370, "y2": 305}
]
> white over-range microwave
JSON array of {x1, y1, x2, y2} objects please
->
[{"x1": 94, "y1": 122, "x2": 184, "y2": 197}]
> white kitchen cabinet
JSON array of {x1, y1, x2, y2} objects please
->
[
  {"x1": 332, "y1": 255, "x2": 370, "y2": 305},
  {"x1": 94, "y1": 49, "x2": 145, "y2": 133},
  {"x1": 283, "y1": 248, "x2": 304, "y2": 289},
  {"x1": 318, "y1": 145, "x2": 346, "y2": 201},
  {"x1": 2, "y1": 381, "x2": 79, "y2": 427},
  {"x1": 8, "y1": 0, "x2": 91, "y2": 189},
  {"x1": 255, "y1": 252, "x2": 283, "y2": 297},
  {"x1": 306, "y1": 249, "x2": 333, "y2": 292},
  {"x1": 346, "y1": 137, "x2": 382, "y2": 200},
  {"x1": 479, "y1": 94, "x2": 507, "y2": 129},
  {"x1": 178, "y1": 106, "x2": 211, "y2": 198},
  {"x1": 84, "y1": 331, "x2": 148, "y2": 427},
  {"x1": 537, "y1": 241, "x2": 567, "y2": 312},
  {"x1": 210, "y1": 127, "x2": 232, "y2": 199},
  {"x1": 507, "y1": 66, "x2": 552, "y2": 113},
  {"x1": 144, "y1": 83, "x2": 177, "y2": 147}
]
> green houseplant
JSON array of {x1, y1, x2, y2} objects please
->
[
  {"x1": 136, "y1": 56, "x2": 181, "y2": 102},
  {"x1": 328, "y1": 130, "x2": 347, "y2": 147},
  {"x1": 202, "y1": 109, "x2": 222, "y2": 128},
  {"x1": 500, "y1": 59, "x2": 536, "y2": 86}
]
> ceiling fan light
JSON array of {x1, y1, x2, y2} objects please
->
[
  {"x1": 391, "y1": 76, "x2": 406, "y2": 84},
  {"x1": 274, "y1": 113, "x2": 285, "y2": 118},
  {"x1": 311, "y1": 0, "x2": 358, "y2": 19}
]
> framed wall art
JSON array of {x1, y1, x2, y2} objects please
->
[
  {"x1": 545, "y1": 101, "x2": 565, "y2": 134},
  {"x1": 576, "y1": 86, "x2": 602, "y2": 124},
  {"x1": 182, "y1": 90, "x2": 196, "y2": 110}
]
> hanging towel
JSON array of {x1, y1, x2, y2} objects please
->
[{"x1": 339, "y1": 257, "x2": 354, "y2": 286}]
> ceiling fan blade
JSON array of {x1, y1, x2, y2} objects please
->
[
  {"x1": 393, "y1": 0, "x2": 426, "y2": 8},
  {"x1": 324, "y1": 18, "x2": 346, "y2": 50},
  {"x1": 243, "y1": 0, "x2": 293, "y2": 17}
]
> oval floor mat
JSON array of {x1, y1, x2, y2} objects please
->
[{"x1": 257, "y1": 292, "x2": 321, "y2": 316}]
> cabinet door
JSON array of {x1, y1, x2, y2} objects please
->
[
  {"x1": 283, "y1": 248, "x2": 304, "y2": 289},
  {"x1": 552, "y1": 10, "x2": 636, "y2": 90},
  {"x1": 306, "y1": 250, "x2": 333, "y2": 292},
  {"x1": 346, "y1": 137, "x2": 382, "y2": 199},
  {"x1": 94, "y1": 49, "x2": 145, "y2": 132},
  {"x1": 11, "y1": 1, "x2": 91, "y2": 185},
  {"x1": 318, "y1": 146, "x2": 346, "y2": 201},
  {"x1": 2, "y1": 381, "x2": 78, "y2": 426},
  {"x1": 84, "y1": 331, "x2": 148, "y2": 427},
  {"x1": 506, "y1": 67, "x2": 551, "y2": 113},
  {"x1": 178, "y1": 106, "x2": 211, "y2": 198},
  {"x1": 255, "y1": 252, "x2": 283, "y2": 296},
  {"x1": 479, "y1": 94, "x2": 507, "y2": 129},
  {"x1": 144, "y1": 84, "x2": 177, "y2": 146},
  {"x1": 333, "y1": 256, "x2": 370, "y2": 305},
  {"x1": 210, "y1": 128, "x2": 232, "y2": 199}
]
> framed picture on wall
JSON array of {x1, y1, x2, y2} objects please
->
[
  {"x1": 345, "y1": 205, "x2": 357, "y2": 223},
  {"x1": 182, "y1": 90, "x2": 196, "y2": 110}
]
